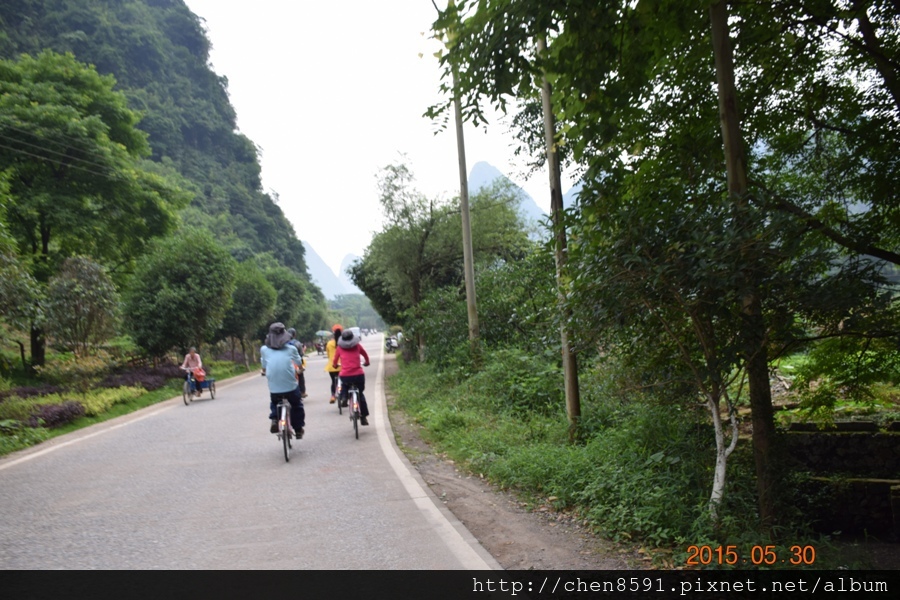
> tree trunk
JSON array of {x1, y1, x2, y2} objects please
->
[
  {"x1": 240, "y1": 337, "x2": 250, "y2": 371},
  {"x1": 29, "y1": 324, "x2": 45, "y2": 369},
  {"x1": 707, "y1": 386, "x2": 739, "y2": 522},
  {"x1": 16, "y1": 340, "x2": 27, "y2": 371},
  {"x1": 709, "y1": 0, "x2": 776, "y2": 529},
  {"x1": 537, "y1": 37, "x2": 581, "y2": 442},
  {"x1": 452, "y1": 64, "x2": 481, "y2": 360}
]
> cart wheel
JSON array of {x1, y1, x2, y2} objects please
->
[
  {"x1": 209, "y1": 381, "x2": 216, "y2": 399},
  {"x1": 182, "y1": 380, "x2": 191, "y2": 405}
]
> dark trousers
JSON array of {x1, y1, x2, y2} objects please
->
[
  {"x1": 269, "y1": 387, "x2": 305, "y2": 429},
  {"x1": 329, "y1": 371, "x2": 339, "y2": 396},
  {"x1": 339, "y1": 374, "x2": 368, "y2": 417}
]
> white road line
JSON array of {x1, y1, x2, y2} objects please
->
[{"x1": 372, "y1": 338, "x2": 501, "y2": 570}]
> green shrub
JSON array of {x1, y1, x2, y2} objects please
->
[
  {"x1": 468, "y1": 348, "x2": 564, "y2": 416},
  {"x1": 78, "y1": 386, "x2": 146, "y2": 416},
  {"x1": 0, "y1": 385, "x2": 145, "y2": 422},
  {"x1": 0, "y1": 395, "x2": 39, "y2": 421},
  {"x1": 388, "y1": 354, "x2": 774, "y2": 549},
  {"x1": 0, "y1": 420, "x2": 51, "y2": 454},
  {"x1": 35, "y1": 352, "x2": 115, "y2": 392}
]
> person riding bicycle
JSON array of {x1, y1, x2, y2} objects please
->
[
  {"x1": 325, "y1": 324, "x2": 342, "y2": 404},
  {"x1": 286, "y1": 327, "x2": 308, "y2": 399},
  {"x1": 180, "y1": 346, "x2": 204, "y2": 397},
  {"x1": 332, "y1": 328, "x2": 370, "y2": 425},
  {"x1": 260, "y1": 322, "x2": 306, "y2": 438}
]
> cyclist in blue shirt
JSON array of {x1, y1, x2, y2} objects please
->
[
  {"x1": 260, "y1": 322, "x2": 305, "y2": 437},
  {"x1": 286, "y1": 327, "x2": 308, "y2": 398}
]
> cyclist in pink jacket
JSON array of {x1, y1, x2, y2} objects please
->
[{"x1": 332, "y1": 329, "x2": 370, "y2": 425}]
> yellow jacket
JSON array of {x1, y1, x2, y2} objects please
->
[{"x1": 325, "y1": 339, "x2": 340, "y2": 373}]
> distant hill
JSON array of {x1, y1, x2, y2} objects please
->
[
  {"x1": 302, "y1": 242, "x2": 349, "y2": 299},
  {"x1": 563, "y1": 181, "x2": 583, "y2": 210},
  {"x1": 339, "y1": 254, "x2": 362, "y2": 295},
  {"x1": 468, "y1": 162, "x2": 546, "y2": 226}
]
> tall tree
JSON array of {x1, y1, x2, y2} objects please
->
[
  {"x1": 217, "y1": 261, "x2": 277, "y2": 368},
  {"x1": 124, "y1": 231, "x2": 236, "y2": 357},
  {"x1": 434, "y1": 0, "x2": 900, "y2": 528},
  {"x1": 352, "y1": 163, "x2": 528, "y2": 348},
  {"x1": 45, "y1": 257, "x2": 119, "y2": 358},
  {"x1": 430, "y1": 0, "x2": 586, "y2": 435},
  {"x1": 709, "y1": 0, "x2": 775, "y2": 529},
  {"x1": 0, "y1": 50, "x2": 187, "y2": 365}
]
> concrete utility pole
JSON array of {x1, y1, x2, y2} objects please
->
[
  {"x1": 440, "y1": 0, "x2": 479, "y2": 352},
  {"x1": 452, "y1": 66, "x2": 480, "y2": 350},
  {"x1": 537, "y1": 37, "x2": 581, "y2": 440}
]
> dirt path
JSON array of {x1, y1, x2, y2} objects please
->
[{"x1": 382, "y1": 354, "x2": 639, "y2": 570}]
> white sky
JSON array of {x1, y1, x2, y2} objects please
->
[{"x1": 183, "y1": 0, "x2": 572, "y2": 276}]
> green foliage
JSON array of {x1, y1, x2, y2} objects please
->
[
  {"x1": 0, "y1": 419, "x2": 50, "y2": 455},
  {"x1": 353, "y1": 162, "x2": 529, "y2": 329},
  {"x1": 469, "y1": 348, "x2": 564, "y2": 415},
  {"x1": 328, "y1": 294, "x2": 386, "y2": 331},
  {"x1": 77, "y1": 385, "x2": 145, "y2": 416},
  {"x1": 0, "y1": 50, "x2": 187, "y2": 281},
  {"x1": 35, "y1": 352, "x2": 113, "y2": 393},
  {"x1": 0, "y1": 247, "x2": 41, "y2": 330},
  {"x1": 0, "y1": 384, "x2": 142, "y2": 421},
  {"x1": 792, "y1": 336, "x2": 900, "y2": 420},
  {"x1": 123, "y1": 230, "x2": 236, "y2": 355},
  {"x1": 262, "y1": 265, "x2": 309, "y2": 334},
  {"x1": 45, "y1": 257, "x2": 119, "y2": 356},
  {"x1": 218, "y1": 261, "x2": 276, "y2": 343},
  {"x1": 0, "y1": 1, "x2": 311, "y2": 276},
  {"x1": 388, "y1": 356, "x2": 763, "y2": 547}
]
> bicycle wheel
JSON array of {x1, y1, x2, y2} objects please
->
[
  {"x1": 351, "y1": 391, "x2": 359, "y2": 439},
  {"x1": 209, "y1": 380, "x2": 216, "y2": 399},
  {"x1": 281, "y1": 405, "x2": 290, "y2": 462},
  {"x1": 182, "y1": 380, "x2": 191, "y2": 405}
]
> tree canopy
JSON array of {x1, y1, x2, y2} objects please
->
[
  {"x1": 351, "y1": 163, "x2": 530, "y2": 331},
  {"x1": 124, "y1": 231, "x2": 236, "y2": 356}
]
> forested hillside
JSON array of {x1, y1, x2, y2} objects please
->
[
  {"x1": 0, "y1": 0, "x2": 309, "y2": 274},
  {"x1": 0, "y1": 0, "x2": 329, "y2": 376}
]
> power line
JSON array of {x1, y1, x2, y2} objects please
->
[
  {"x1": 0, "y1": 140, "x2": 128, "y2": 182},
  {"x1": 0, "y1": 132, "x2": 120, "y2": 176},
  {"x1": 0, "y1": 117, "x2": 128, "y2": 160}
]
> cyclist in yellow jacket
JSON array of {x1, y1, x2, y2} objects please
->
[{"x1": 325, "y1": 324, "x2": 342, "y2": 403}]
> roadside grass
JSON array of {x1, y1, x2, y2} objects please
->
[
  {"x1": 0, "y1": 359, "x2": 250, "y2": 458},
  {"x1": 387, "y1": 356, "x2": 845, "y2": 568}
]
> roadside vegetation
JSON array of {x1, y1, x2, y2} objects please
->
[
  {"x1": 359, "y1": 1, "x2": 900, "y2": 569},
  {"x1": 0, "y1": 11, "x2": 331, "y2": 457}
]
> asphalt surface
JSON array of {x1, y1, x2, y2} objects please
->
[{"x1": 0, "y1": 335, "x2": 500, "y2": 570}]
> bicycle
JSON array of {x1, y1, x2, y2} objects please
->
[
  {"x1": 275, "y1": 397, "x2": 295, "y2": 462},
  {"x1": 181, "y1": 367, "x2": 215, "y2": 405},
  {"x1": 346, "y1": 384, "x2": 361, "y2": 439}
]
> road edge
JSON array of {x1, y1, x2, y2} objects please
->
[{"x1": 372, "y1": 336, "x2": 503, "y2": 570}]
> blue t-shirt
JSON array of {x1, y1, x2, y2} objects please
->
[{"x1": 260, "y1": 344, "x2": 302, "y2": 393}]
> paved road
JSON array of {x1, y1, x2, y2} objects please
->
[{"x1": 0, "y1": 335, "x2": 500, "y2": 569}]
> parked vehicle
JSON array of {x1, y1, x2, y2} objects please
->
[{"x1": 385, "y1": 336, "x2": 399, "y2": 353}]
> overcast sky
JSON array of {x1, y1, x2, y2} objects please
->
[{"x1": 183, "y1": 0, "x2": 572, "y2": 276}]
